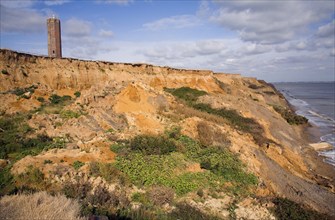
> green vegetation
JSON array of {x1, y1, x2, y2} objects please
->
[
  {"x1": 60, "y1": 110, "x2": 82, "y2": 119},
  {"x1": 16, "y1": 166, "x2": 47, "y2": 191},
  {"x1": 74, "y1": 91, "x2": 81, "y2": 98},
  {"x1": 130, "y1": 135, "x2": 176, "y2": 155},
  {"x1": 11, "y1": 85, "x2": 37, "y2": 97},
  {"x1": 1, "y1": 69, "x2": 9, "y2": 75},
  {"x1": 273, "y1": 105, "x2": 308, "y2": 125},
  {"x1": 0, "y1": 113, "x2": 66, "y2": 195},
  {"x1": 165, "y1": 87, "x2": 269, "y2": 146},
  {"x1": 164, "y1": 87, "x2": 207, "y2": 104},
  {"x1": 89, "y1": 162, "x2": 129, "y2": 185},
  {"x1": 44, "y1": 159, "x2": 53, "y2": 164},
  {"x1": 272, "y1": 197, "x2": 331, "y2": 220},
  {"x1": 111, "y1": 132, "x2": 257, "y2": 196},
  {"x1": 37, "y1": 97, "x2": 45, "y2": 103},
  {"x1": 49, "y1": 94, "x2": 72, "y2": 105},
  {"x1": 72, "y1": 161, "x2": 85, "y2": 170}
]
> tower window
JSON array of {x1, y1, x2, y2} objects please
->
[{"x1": 53, "y1": 50, "x2": 55, "y2": 54}]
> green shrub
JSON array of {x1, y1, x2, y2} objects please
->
[
  {"x1": 272, "y1": 198, "x2": 330, "y2": 220},
  {"x1": 89, "y1": 162, "x2": 129, "y2": 184},
  {"x1": 164, "y1": 87, "x2": 207, "y2": 104},
  {"x1": 1, "y1": 69, "x2": 9, "y2": 75},
  {"x1": 44, "y1": 159, "x2": 53, "y2": 164},
  {"x1": 37, "y1": 97, "x2": 45, "y2": 103},
  {"x1": 0, "y1": 165, "x2": 14, "y2": 196},
  {"x1": 72, "y1": 161, "x2": 85, "y2": 170},
  {"x1": 60, "y1": 110, "x2": 81, "y2": 119},
  {"x1": 74, "y1": 91, "x2": 81, "y2": 98},
  {"x1": 130, "y1": 135, "x2": 176, "y2": 155},
  {"x1": 110, "y1": 143, "x2": 126, "y2": 153},
  {"x1": 11, "y1": 85, "x2": 37, "y2": 97},
  {"x1": 15, "y1": 166, "x2": 46, "y2": 191},
  {"x1": 273, "y1": 105, "x2": 308, "y2": 125},
  {"x1": 49, "y1": 94, "x2": 72, "y2": 105},
  {"x1": 0, "y1": 114, "x2": 57, "y2": 160}
]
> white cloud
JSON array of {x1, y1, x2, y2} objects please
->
[
  {"x1": 99, "y1": 29, "x2": 114, "y2": 38},
  {"x1": 210, "y1": 1, "x2": 334, "y2": 44},
  {"x1": 143, "y1": 15, "x2": 201, "y2": 31},
  {"x1": 0, "y1": 0, "x2": 35, "y2": 8},
  {"x1": 0, "y1": 4, "x2": 46, "y2": 33},
  {"x1": 316, "y1": 20, "x2": 335, "y2": 38},
  {"x1": 96, "y1": 0, "x2": 133, "y2": 5},
  {"x1": 63, "y1": 18, "x2": 91, "y2": 37},
  {"x1": 44, "y1": 0, "x2": 70, "y2": 6}
]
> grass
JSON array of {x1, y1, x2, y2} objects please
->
[
  {"x1": 0, "y1": 191, "x2": 84, "y2": 220},
  {"x1": 272, "y1": 105, "x2": 308, "y2": 125}
]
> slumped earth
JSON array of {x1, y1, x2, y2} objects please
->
[{"x1": 0, "y1": 49, "x2": 334, "y2": 219}]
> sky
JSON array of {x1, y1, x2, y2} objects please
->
[{"x1": 0, "y1": 0, "x2": 334, "y2": 82}]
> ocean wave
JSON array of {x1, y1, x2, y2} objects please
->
[{"x1": 289, "y1": 98, "x2": 309, "y2": 107}]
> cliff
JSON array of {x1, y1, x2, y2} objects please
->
[{"x1": 0, "y1": 49, "x2": 334, "y2": 219}]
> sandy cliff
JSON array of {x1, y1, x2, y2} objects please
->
[{"x1": 0, "y1": 49, "x2": 334, "y2": 218}]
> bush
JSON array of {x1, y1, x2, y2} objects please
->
[
  {"x1": 15, "y1": 166, "x2": 46, "y2": 191},
  {"x1": 49, "y1": 94, "x2": 71, "y2": 105},
  {"x1": 37, "y1": 97, "x2": 45, "y2": 103},
  {"x1": 130, "y1": 135, "x2": 176, "y2": 155},
  {"x1": 89, "y1": 162, "x2": 128, "y2": 184},
  {"x1": 164, "y1": 87, "x2": 207, "y2": 104},
  {"x1": 60, "y1": 110, "x2": 81, "y2": 119},
  {"x1": 62, "y1": 181, "x2": 91, "y2": 200},
  {"x1": 273, "y1": 105, "x2": 308, "y2": 125},
  {"x1": 1, "y1": 69, "x2": 9, "y2": 75},
  {"x1": 72, "y1": 161, "x2": 85, "y2": 170},
  {"x1": 74, "y1": 91, "x2": 81, "y2": 98},
  {"x1": 11, "y1": 85, "x2": 37, "y2": 97},
  {"x1": 272, "y1": 197, "x2": 330, "y2": 220}
]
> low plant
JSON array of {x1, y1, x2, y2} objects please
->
[
  {"x1": 272, "y1": 105, "x2": 308, "y2": 125},
  {"x1": 130, "y1": 135, "x2": 176, "y2": 155},
  {"x1": 164, "y1": 87, "x2": 207, "y2": 104},
  {"x1": 89, "y1": 162, "x2": 129, "y2": 185},
  {"x1": 74, "y1": 91, "x2": 81, "y2": 98},
  {"x1": 60, "y1": 110, "x2": 81, "y2": 119},
  {"x1": 271, "y1": 197, "x2": 330, "y2": 220},
  {"x1": 37, "y1": 97, "x2": 45, "y2": 103},
  {"x1": 43, "y1": 159, "x2": 53, "y2": 164},
  {"x1": 72, "y1": 161, "x2": 85, "y2": 170},
  {"x1": 1, "y1": 69, "x2": 9, "y2": 75},
  {"x1": 15, "y1": 166, "x2": 47, "y2": 191},
  {"x1": 49, "y1": 94, "x2": 72, "y2": 105}
]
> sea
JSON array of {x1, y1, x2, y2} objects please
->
[{"x1": 273, "y1": 82, "x2": 335, "y2": 166}]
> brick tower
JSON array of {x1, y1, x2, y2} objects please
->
[{"x1": 47, "y1": 16, "x2": 62, "y2": 58}]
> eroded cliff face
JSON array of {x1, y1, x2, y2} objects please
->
[{"x1": 0, "y1": 49, "x2": 334, "y2": 217}]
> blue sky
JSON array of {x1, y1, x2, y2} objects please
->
[{"x1": 1, "y1": 0, "x2": 334, "y2": 82}]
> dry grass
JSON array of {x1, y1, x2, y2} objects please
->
[{"x1": 0, "y1": 191, "x2": 84, "y2": 220}]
